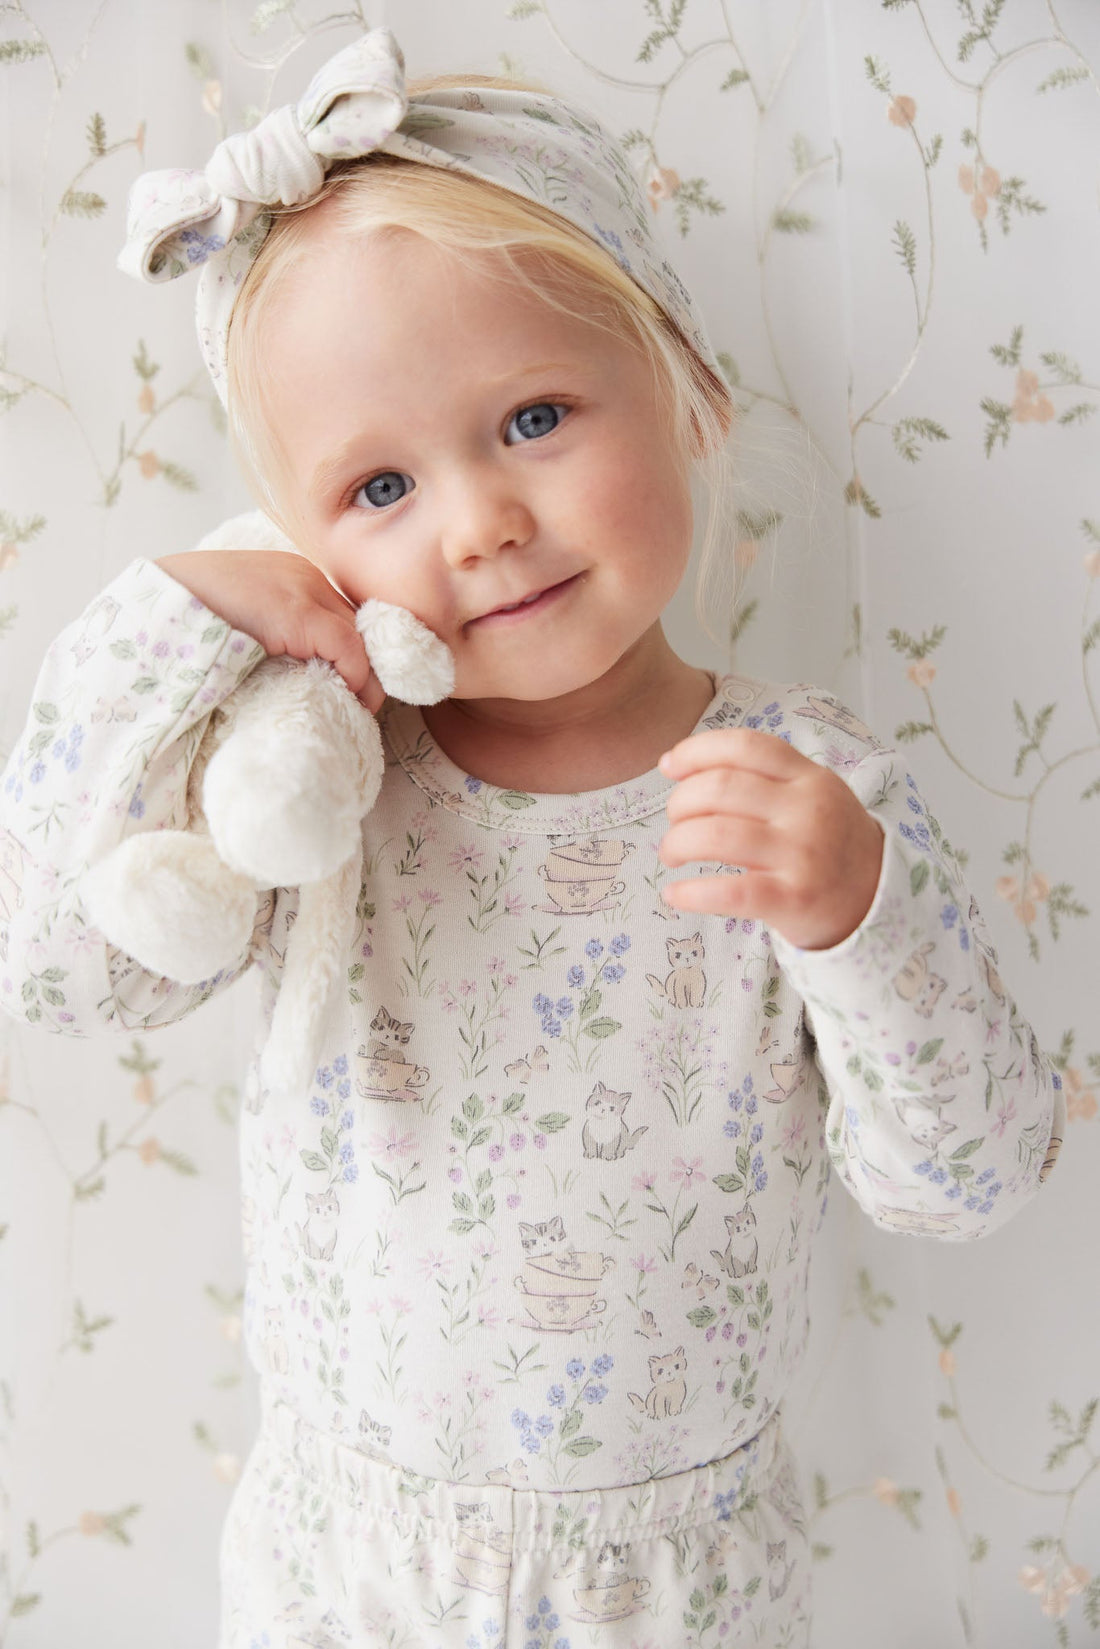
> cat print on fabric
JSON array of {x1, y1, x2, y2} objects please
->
[
  {"x1": 450, "y1": 1502, "x2": 511, "y2": 1597},
  {"x1": 566, "y1": 1538, "x2": 652, "y2": 1625},
  {"x1": 892, "y1": 942, "x2": 948, "y2": 1018},
  {"x1": 366, "y1": 1005, "x2": 413, "y2": 1059},
  {"x1": 711, "y1": 1202, "x2": 759, "y2": 1278},
  {"x1": 356, "y1": 1005, "x2": 430, "y2": 1102},
  {"x1": 536, "y1": 836, "x2": 634, "y2": 914},
  {"x1": 519, "y1": 1214, "x2": 576, "y2": 1263},
  {"x1": 515, "y1": 1216, "x2": 614, "y2": 1333},
  {"x1": 262, "y1": 1306, "x2": 289, "y2": 1374},
  {"x1": 628, "y1": 1347, "x2": 688, "y2": 1419},
  {"x1": 646, "y1": 931, "x2": 707, "y2": 1008},
  {"x1": 297, "y1": 1187, "x2": 340, "y2": 1261},
  {"x1": 581, "y1": 1082, "x2": 647, "y2": 1160},
  {"x1": 894, "y1": 1096, "x2": 958, "y2": 1151}
]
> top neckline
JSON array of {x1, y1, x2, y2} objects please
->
[{"x1": 379, "y1": 671, "x2": 768, "y2": 836}]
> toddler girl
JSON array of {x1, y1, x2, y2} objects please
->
[{"x1": 0, "y1": 28, "x2": 1065, "y2": 1649}]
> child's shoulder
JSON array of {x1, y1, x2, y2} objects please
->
[{"x1": 713, "y1": 672, "x2": 888, "y2": 770}]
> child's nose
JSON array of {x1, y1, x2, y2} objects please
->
[{"x1": 439, "y1": 464, "x2": 536, "y2": 566}]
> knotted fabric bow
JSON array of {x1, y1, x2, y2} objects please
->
[{"x1": 118, "y1": 27, "x2": 724, "y2": 407}]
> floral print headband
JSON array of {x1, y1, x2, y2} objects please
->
[{"x1": 117, "y1": 27, "x2": 723, "y2": 407}]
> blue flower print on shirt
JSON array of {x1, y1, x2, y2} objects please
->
[
  {"x1": 744, "y1": 701, "x2": 785, "y2": 734},
  {"x1": 180, "y1": 226, "x2": 226, "y2": 263},
  {"x1": 520, "y1": 1599, "x2": 569, "y2": 1649},
  {"x1": 584, "y1": 939, "x2": 603, "y2": 960},
  {"x1": 464, "y1": 775, "x2": 483, "y2": 794},
  {"x1": 51, "y1": 724, "x2": 84, "y2": 774}
]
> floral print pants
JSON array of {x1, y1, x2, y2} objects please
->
[{"x1": 220, "y1": 1395, "x2": 812, "y2": 1648}]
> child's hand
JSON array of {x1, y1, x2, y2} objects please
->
[
  {"x1": 155, "y1": 550, "x2": 386, "y2": 714},
  {"x1": 657, "y1": 728, "x2": 885, "y2": 951}
]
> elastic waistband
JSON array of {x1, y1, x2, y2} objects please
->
[{"x1": 256, "y1": 1392, "x2": 785, "y2": 1553}]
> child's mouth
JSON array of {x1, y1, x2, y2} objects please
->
[{"x1": 468, "y1": 573, "x2": 581, "y2": 629}]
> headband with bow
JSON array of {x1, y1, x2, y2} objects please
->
[{"x1": 118, "y1": 27, "x2": 723, "y2": 407}]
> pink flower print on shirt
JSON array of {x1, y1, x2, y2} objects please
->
[
  {"x1": 448, "y1": 843, "x2": 486, "y2": 872},
  {"x1": 670, "y1": 1156, "x2": 704, "y2": 1187},
  {"x1": 367, "y1": 1124, "x2": 415, "y2": 1160}
]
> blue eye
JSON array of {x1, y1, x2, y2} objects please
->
[
  {"x1": 354, "y1": 471, "x2": 413, "y2": 510},
  {"x1": 505, "y1": 402, "x2": 568, "y2": 443}
]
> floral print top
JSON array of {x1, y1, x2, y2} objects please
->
[{"x1": 0, "y1": 558, "x2": 1064, "y2": 1492}]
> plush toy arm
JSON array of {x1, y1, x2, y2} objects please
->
[{"x1": 202, "y1": 655, "x2": 385, "y2": 888}]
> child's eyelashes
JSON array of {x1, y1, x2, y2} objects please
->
[
  {"x1": 504, "y1": 400, "x2": 571, "y2": 444},
  {"x1": 348, "y1": 400, "x2": 572, "y2": 513},
  {"x1": 354, "y1": 471, "x2": 413, "y2": 511}
]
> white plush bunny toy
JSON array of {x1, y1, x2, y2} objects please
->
[{"x1": 82, "y1": 511, "x2": 455, "y2": 1095}]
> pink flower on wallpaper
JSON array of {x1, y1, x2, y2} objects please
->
[
  {"x1": 1019, "y1": 1560, "x2": 1090, "y2": 1620},
  {"x1": 995, "y1": 870, "x2": 1050, "y2": 925},
  {"x1": 958, "y1": 159, "x2": 1001, "y2": 221},
  {"x1": 1011, "y1": 366, "x2": 1055, "y2": 424},
  {"x1": 887, "y1": 95, "x2": 916, "y2": 126},
  {"x1": 646, "y1": 162, "x2": 680, "y2": 210},
  {"x1": 1065, "y1": 1066, "x2": 1098, "y2": 1122}
]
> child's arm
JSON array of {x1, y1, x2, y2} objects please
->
[
  {"x1": 0, "y1": 558, "x2": 273, "y2": 1034},
  {"x1": 659, "y1": 709, "x2": 1064, "y2": 1240},
  {"x1": 768, "y1": 747, "x2": 1064, "y2": 1238}
]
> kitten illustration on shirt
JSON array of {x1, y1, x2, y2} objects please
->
[
  {"x1": 628, "y1": 1347, "x2": 688, "y2": 1419},
  {"x1": 581, "y1": 1082, "x2": 647, "y2": 1160},
  {"x1": 646, "y1": 932, "x2": 707, "y2": 1008},
  {"x1": 711, "y1": 1202, "x2": 759, "y2": 1277},
  {"x1": 296, "y1": 1187, "x2": 339, "y2": 1262}
]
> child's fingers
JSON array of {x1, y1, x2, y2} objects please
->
[
  {"x1": 304, "y1": 608, "x2": 378, "y2": 706},
  {"x1": 659, "y1": 815, "x2": 779, "y2": 873},
  {"x1": 663, "y1": 766, "x2": 781, "y2": 828},
  {"x1": 659, "y1": 726, "x2": 803, "y2": 781},
  {"x1": 662, "y1": 868, "x2": 787, "y2": 920}
]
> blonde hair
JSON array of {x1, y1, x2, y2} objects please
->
[{"x1": 226, "y1": 72, "x2": 740, "y2": 645}]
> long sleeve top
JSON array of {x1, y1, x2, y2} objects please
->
[{"x1": 0, "y1": 557, "x2": 1064, "y2": 1491}]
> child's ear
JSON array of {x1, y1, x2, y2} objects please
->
[{"x1": 356, "y1": 599, "x2": 455, "y2": 706}]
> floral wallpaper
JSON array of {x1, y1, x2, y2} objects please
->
[{"x1": 0, "y1": 0, "x2": 1097, "y2": 1645}]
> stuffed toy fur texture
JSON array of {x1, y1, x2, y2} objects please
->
[{"x1": 81, "y1": 510, "x2": 454, "y2": 1095}]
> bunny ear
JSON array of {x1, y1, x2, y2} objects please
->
[{"x1": 356, "y1": 599, "x2": 455, "y2": 705}]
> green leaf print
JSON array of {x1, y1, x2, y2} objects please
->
[
  {"x1": 60, "y1": 190, "x2": 107, "y2": 218},
  {"x1": 583, "y1": 1016, "x2": 620, "y2": 1039},
  {"x1": 562, "y1": 1436, "x2": 600, "y2": 1456},
  {"x1": 0, "y1": 40, "x2": 47, "y2": 63}
]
